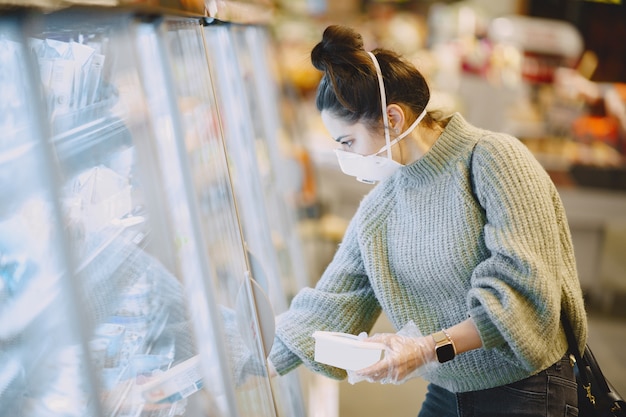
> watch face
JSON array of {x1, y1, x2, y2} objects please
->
[{"x1": 436, "y1": 343, "x2": 455, "y2": 363}]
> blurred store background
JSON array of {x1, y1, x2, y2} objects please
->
[
  {"x1": 272, "y1": 0, "x2": 626, "y2": 305},
  {"x1": 266, "y1": 0, "x2": 626, "y2": 415},
  {"x1": 1, "y1": 0, "x2": 625, "y2": 416}
]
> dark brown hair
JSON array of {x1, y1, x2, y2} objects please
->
[{"x1": 311, "y1": 25, "x2": 431, "y2": 129}]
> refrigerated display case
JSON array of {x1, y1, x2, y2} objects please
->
[{"x1": 1, "y1": 7, "x2": 297, "y2": 417}]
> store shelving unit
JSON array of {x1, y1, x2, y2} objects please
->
[{"x1": 0, "y1": 3, "x2": 307, "y2": 417}]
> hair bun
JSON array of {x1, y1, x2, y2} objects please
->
[{"x1": 311, "y1": 25, "x2": 365, "y2": 72}]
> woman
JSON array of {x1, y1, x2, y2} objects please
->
[{"x1": 268, "y1": 25, "x2": 588, "y2": 417}]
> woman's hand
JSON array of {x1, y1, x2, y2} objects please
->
[
  {"x1": 352, "y1": 333, "x2": 435, "y2": 384},
  {"x1": 347, "y1": 319, "x2": 481, "y2": 385}
]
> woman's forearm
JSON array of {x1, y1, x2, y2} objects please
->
[{"x1": 429, "y1": 317, "x2": 483, "y2": 360}]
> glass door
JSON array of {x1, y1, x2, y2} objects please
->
[
  {"x1": 229, "y1": 24, "x2": 309, "y2": 301},
  {"x1": 159, "y1": 17, "x2": 278, "y2": 417},
  {"x1": 228, "y1": 23, "x2": 311, "y2": 417},
  {"x1": 202, "y1": 22, "x2": 307, "y2": 417},
  {"x1": 202, "y1": 23, "x2": 285, "y2": 314}
]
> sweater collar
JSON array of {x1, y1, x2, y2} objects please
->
[{"x1": 397, "y1": 113, "x2": 482, "y2": 186}]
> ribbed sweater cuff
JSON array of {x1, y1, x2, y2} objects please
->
[
  {"x1": 269, "y1": 337, "x2": 303, "y2": 376},
  {"x1": 469, "y1": 306, "x2": 505, "y2": 349}
]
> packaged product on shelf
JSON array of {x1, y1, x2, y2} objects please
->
[
  {"x1": 71, "y1": 165, "x2": 132, "y2": 232},
  {"x1": 30, "y1": 38, "x2": 74, "y2": 115},
  {"x1": 69, "y1": 41, "x2": 95, "y2": 110},
  {"x1": 29, "y1": 35, "x2": 112, "y2": 132},
  {"x1": 131, "y1": 353, "x2": 172, "y2": 380},
  {"x1": 141, "y1": 355, "x2": 203, "y2": 404}
]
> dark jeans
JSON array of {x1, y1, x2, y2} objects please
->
[{"x1": 418, "y1": 355, "x2": 578, "y2": 417}]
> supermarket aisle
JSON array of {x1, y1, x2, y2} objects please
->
[{"x1": 337, "y1": 311, "x2": 626, "y2": 417}]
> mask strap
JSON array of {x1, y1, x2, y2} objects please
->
[
  {"x1": 367, "y1": 52, "x2": 428, "y2": 159},
  {"x1": 367, "y1": 51, "x2": 392, "y2": 160},
  {"x1": 373, "y1": 107, "x2": 427, "y2": 156}
]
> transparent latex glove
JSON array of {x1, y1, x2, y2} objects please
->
[{"x1": 348, "y1": 321, "x2": 438, "y2": 385}]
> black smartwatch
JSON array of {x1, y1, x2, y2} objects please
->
[{"x1": 432, "y1": 330, "x2": 456, "y2": 363}]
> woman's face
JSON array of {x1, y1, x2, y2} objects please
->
[{"x1": 321, "y1": 110, "x2": 385, "y2": 156}]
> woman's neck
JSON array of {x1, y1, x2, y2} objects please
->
[{"x1": 398, "y1": 124, "x2": 444, "y2": 165}]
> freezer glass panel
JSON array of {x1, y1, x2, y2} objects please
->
[
  {"x1": 229, "y1": 25, "x2": 309, "y2": 301},
  {"x1": 161, "y1": 19, "x2": 278, "y2": 417},
  {"x1": 1, "y1": 16, "x2": 100, "y2": 417},
  {"x1": 22, "y1": 10, "x2": 237, "y2": 417},
  {"x1": 202, "y1": 25, "x2": 286, "y2": 312},
  {"x1": 202, "y1": 23, "x2": 307, "y2": 417},
  {"x1": 228, "y1": 24, "x2": 309, "y2": 417}
]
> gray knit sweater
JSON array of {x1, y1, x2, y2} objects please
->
[{"x1": 269, "y1": 113, "x2": 588, "y2": 393}]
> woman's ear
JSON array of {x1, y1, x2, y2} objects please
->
[{"x1": 386, "y1": 104, "x2": 405, "y2": 132}]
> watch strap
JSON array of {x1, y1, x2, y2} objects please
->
[
  {"x1": 432, "y1": 330, "x2": 450, "y2": 345},
  {"x1": 432, "y1": 329, "x2": 456, "y2": 363}
]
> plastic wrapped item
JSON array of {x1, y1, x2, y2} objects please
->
[
  {"x1": 131, "y1": 354, "x2": 172, "y2": 380},
  {"x1": 71, "y1": 165, "x2": 132, "y2": 232},
  {"x1": 312, "y1": 331, "x2": 385, "y2": 371},
  {"x1": 28, "y1": 37, "x2": 107, "y2": 118},
  {"x1": 347, "y1": 321, "x2": 438, "y2": 385},
  {"x1": 140, "y1": 355, "x2": 203, "y2": 404}
]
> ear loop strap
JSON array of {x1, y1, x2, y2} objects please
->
[
  {"x1": 366, "y1": 51, "x2": 392, "y2": 160},
  {"x1": 367, "y1": 52, "x2": 428, "y2": 160},
  {"x1": 372, "y1": 107, "x2": 427, "y2": 156}
]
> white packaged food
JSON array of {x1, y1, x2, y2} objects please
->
[{"x1": 312, "y1": 331, "x2": 385, "y2": 371}]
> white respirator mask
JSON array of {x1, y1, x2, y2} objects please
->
[{"x1": 334, "y1": 51, "x2": 427, "y2": 184}]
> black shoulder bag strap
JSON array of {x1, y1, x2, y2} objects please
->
[
  {"x1": 561, "y1": 312, "x2": 596, "y2": 401},
  {"x1": 562, "y1": 311, "x2": 625, "y2": 416}
]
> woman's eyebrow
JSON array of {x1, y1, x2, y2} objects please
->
[{"x1": 334, "y1": 135, "x2": 350, "y2": 142}]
